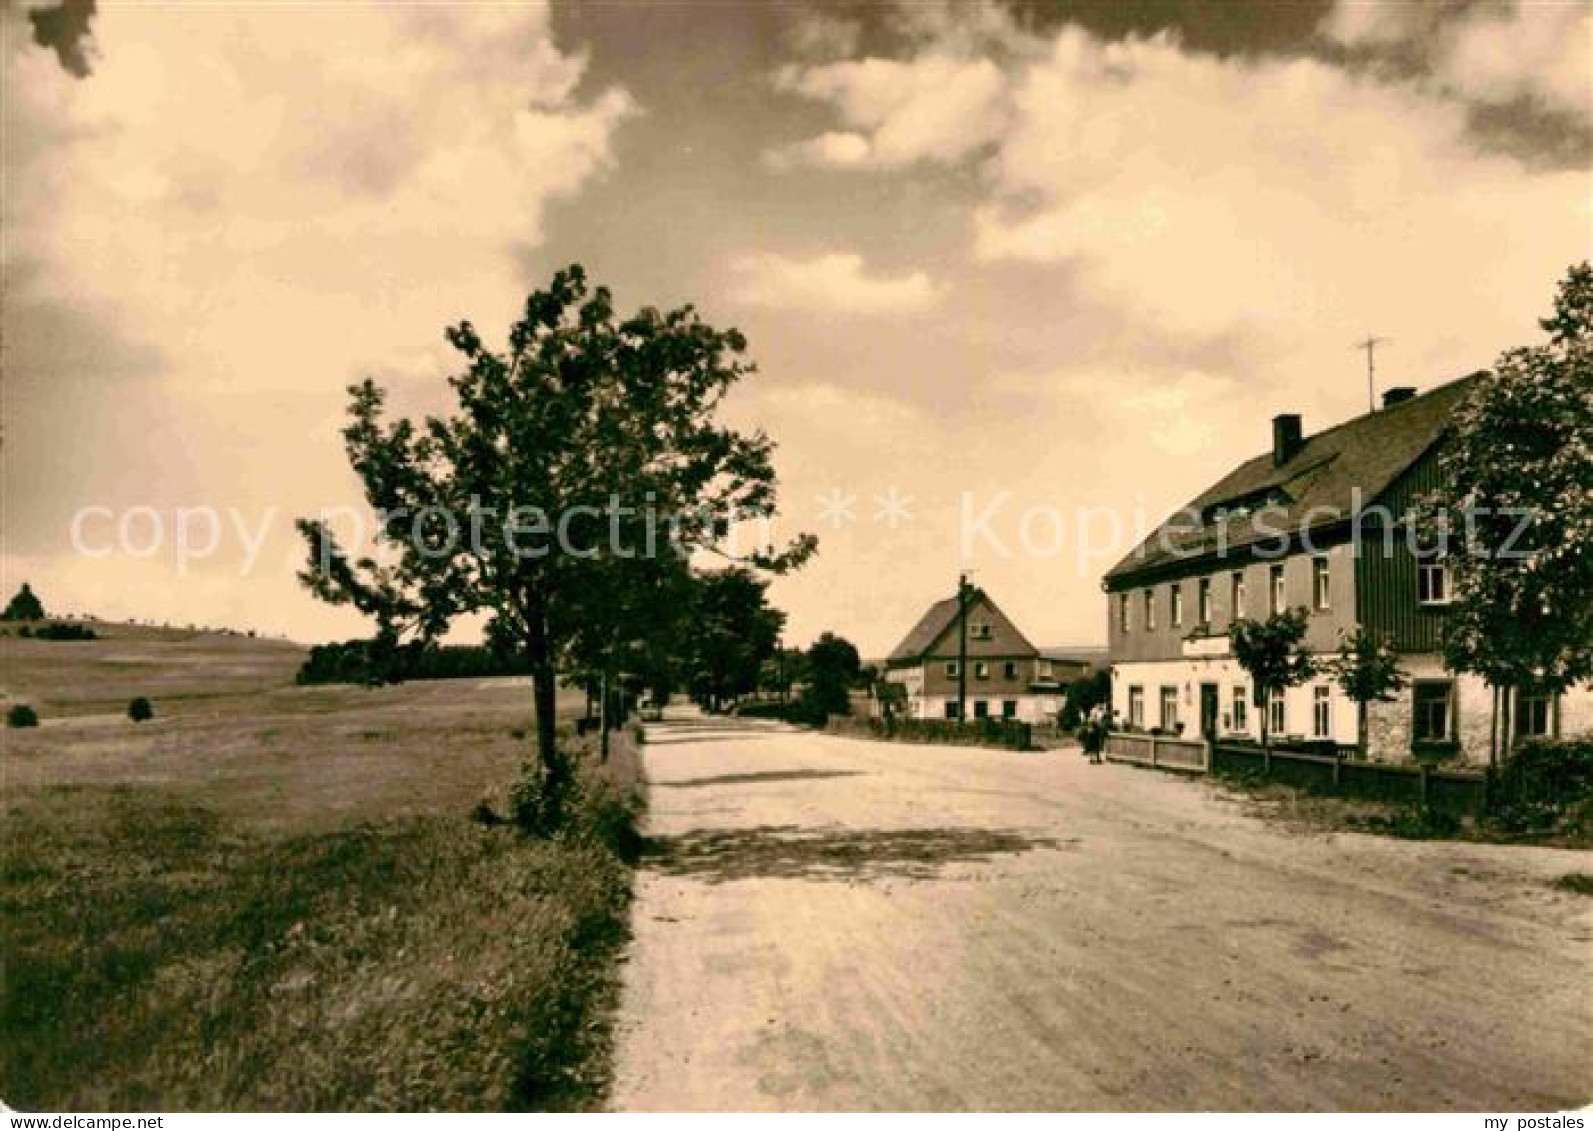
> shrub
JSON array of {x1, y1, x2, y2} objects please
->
[
  {"x1": 571, "y1": 770, "x2": 644, "y2": 861},
  {"x1": 127, "y1": 697, "x2": 154, "y2": 723},
  {"x1": 735, "y1": 699, "x2": 826, "y2": 725},
  {"x1": 1349, "y1": 805, "x2": 1461, "y2": 840},
  {"x1": 1498, "y1": 737, "x2": 1593, "y2": 802},
  {"x1": 1552, "y1": 873, "x2": 1593, "y2": 896},
  {"x1": 7, "y1": 704, "x2": 39, "y2": 728},
  {"x1": 29, "y1": 622, "x2": 99, "y2": 642}
]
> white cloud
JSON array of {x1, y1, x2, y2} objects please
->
[
  {"x1": 768, "y1": 10, "x2": 1586, "y2": 368},
  {"x1": 5, "y1": 1, "x2": 635, "y2": 395},
  {"x1": 970, "y1": 26, "x2": 1589, "y2": 356},
  {"x1": 727, "y1": 251, "x2": 943, "y2": 314},
  {"x1": 770, "y1": 53, "x2": 1009, "y2": 169},
  {"x1": 1322, "y1": 0, "x2": 1593, "y2": 118},
  {"x1": 765, "y1": 130, "x2": 872, "y2": 171},
  {"x1": 3, "y1": 0, "x2": 635, "y2": 639}
]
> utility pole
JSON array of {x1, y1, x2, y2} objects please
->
[
  {"x1": 956, "y1": 571, "x2": 972, "y2": 723},
  {"x1": 1354, "y1": 335, "x2": 1389, "y2": 412}
]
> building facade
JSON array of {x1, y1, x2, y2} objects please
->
[
  {"x1": 1102, "y1": 378, "x2": 1592, "y2": 765},
  {"x1": 882, "y1": 588, "x2": 1082, "y2": 724}
]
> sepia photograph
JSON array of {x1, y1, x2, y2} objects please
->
[{"x1": 2, "y1": 0, "x2": 1590, "y2": 1117}]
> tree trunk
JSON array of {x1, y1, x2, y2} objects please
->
[
  {"x1": 600, "y1": 664, "x2": 611, "y2": 763},
  {"x1": 1259, "y1": 687, "x2": 1271, "y2": 773},
  {"x1": 525, "y1": 594, "x2": 568, "y2": 825},
  {"x1": 1357, "y1": 700, "x2": 1368, "y2": 761},
  {"x1": 1488, "y1": 683, "x2": 1499, "y2": 768},
  {"x1": 1499, "y1": 684, "x2": 1513, "y2": 763}
]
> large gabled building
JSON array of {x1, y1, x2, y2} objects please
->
[
  {"x1": 882, "y1": 588, "x2": 1082, "y2": 724},
  {"x1": 1101, "y1": 376, "x2": 1592, "y2": 765}
]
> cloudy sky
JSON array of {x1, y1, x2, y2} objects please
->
[{"x1": 3, "y1": 0, "x2": 1589, "y2": 655}]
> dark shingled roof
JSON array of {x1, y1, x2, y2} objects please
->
[
  {"x1": 1103, "y1": 373, "x2": 1484, "y2": 587},
  {"x1": 888, "y1": 595, "x2": 963, "y2": 662},
  {"x1": 886, "y1": 588, "x2": 1038, "y2": 663}
]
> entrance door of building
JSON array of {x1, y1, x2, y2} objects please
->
[{"x1": 1199, "y1": 683, "x2": 1220, "y2": 740}]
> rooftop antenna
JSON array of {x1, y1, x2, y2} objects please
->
[{"x1": 1354, "y1": 335, "x2": 1389, "y2": 412}]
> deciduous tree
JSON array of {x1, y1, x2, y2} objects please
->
[
  {"x1": 1231, "y1": 609, "x2": 1316, "y2": 750},
  {"x1": 1415, "y1": 261, "x2": 1593, "y2": 762},
  {"x1": 1325, "y1": 627, "x2": 1407, "y2": 758},
  {"x1": 299, "y1": 266, "x2": 814, "y2": 828}
]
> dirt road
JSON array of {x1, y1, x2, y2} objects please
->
[{"x1": 609, "y1": 712, "x2": 1593, "y2": 1111}]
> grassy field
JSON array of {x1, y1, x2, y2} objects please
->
[{"x1": 1, "y1": 623, "x2": 635, "y2": 1111}]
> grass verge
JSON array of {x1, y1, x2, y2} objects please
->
[
  {"x1": 1, "y1": 729, "x2": 645, "y2": 1111},
  {"x1": 1214, "y1": 772, "x2": 1593, "y2": 849}
]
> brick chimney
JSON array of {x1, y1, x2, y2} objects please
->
[
  {"x1": 1382, "y1": 386, "x2": 1416, "y2": 408},
  {"x1": 1272, "y1": 414, "x2": 1303, "y2": 467}
]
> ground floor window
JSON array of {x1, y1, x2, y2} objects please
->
[
  {"x1": 1516, "y1": 689, "x2": 1556, "y2": 739},
  {"x1": 1312, "y1": 685, "x2": 1332, "y2": 739},
  {"x1": 973, "y1": 700, "x2": 989, "y2": 720},
  {"x1": 1413, "y1": 681, "x2": 1453, "y2": 743},
  {"x1": 1268, "y1": 688, "x2": 1286, "y2": 736},
  {"x1": 1128, "y1": 686, "x2": 1144, "y2": 728},
  {"x1": 944, "y1": 701, "x2": 960, "y2": 720},
  {"x1": 1231, "y1": 685, "x2": 1248, "y2": 732},
  {"x1": 1001, "y1": 700, "x2": 1017, "y2": 719},
  {"x1": 1159, "y1": 685, "x2": 1178, "y2": 731}
]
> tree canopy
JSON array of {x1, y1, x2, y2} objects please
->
[
  {"x1": 1418, "y1": 261, "x2": 1593, "y2": 712},
  {"x1": 299, "y1": 265, "x2": 814, "y2": 827},
  {"x1": 803, "y1": 631, "x2": 861, "y2": 718},
  {"x1": 2, "y1": 583, "x2": 45, "y2": 622},
  {"x1": 1231, "y1": 609, "x2": 1315, "y2": 747},
  {"x1": 685, "y1": 567, "x2": 785, "y2": 712}
]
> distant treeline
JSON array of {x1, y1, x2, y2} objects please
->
[
  {"x1": 296, "y1": 639, "x2": 532, "y2": 686},
  {"x1": 5, "y1": 622, "x2": 100, "y2": 641}
]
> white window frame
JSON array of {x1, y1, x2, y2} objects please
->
[
  {"x1": 1417, "y1": 561, "x2": 1451, "y2": 606},
  {"x1": 1312, "y1": 556, "x2": 1331, "y2": 611},
  {"x1": 945, "y1": 661, "x2": 959, "y2": 678},
  {"x1": 969, "y1": 621, "x2": 992, "y2": 640},
  {"x1": 1413, "y1": 681, "x2": 1454, "y2": 743},
  {"x1": 1198, "y1": 578, "x2": 1212, "y2": 625},
  {"x1": 1312, "y1": 685, "x2": 1331, "y2": 739},
  {"x1": 1159, "y1": 685, "x2": 1179, "y2": 731},
  {"x1": 1128, "y1": 686, "x2": 1144, "y2": 728},
  {"x1": 1270, "y1": 564, "x2": 1286, "y2": 615},
  {"x1": 1516, "y1": 689, "x2": 1556, "y2": 739},
  {"x1": 1144, "y1": 589, "x2": 1156, "y2": 630},
  {"x1": 1118, "y1": 593, "x2": 1130, "y2": 633},
  {"x1": 1231, "y1": 685, "x2": 1248, "y2": 732},
  {"x1": 1003, "y1": 661, "x2": 1018, "y2": 680},
  {"x1": 1171, "y1": 584, "x2": 1183, "y2": 628},
  {"x1": 1268, "y1": 688, "x2": 1286, "y2": 735},
  {"x1": 1232, "y1": 571, "x2": 1246, "y2": 620},
  {"x1": 974, "y1": 661, "x2": 990, "y2": 681}
]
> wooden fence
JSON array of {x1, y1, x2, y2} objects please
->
[
  {"x1": 1104, "y1": 731, "x2": 1490, "y2": 816},
  {"x1": 1103, "y1": 731, "x2": 1208, "y2": 772}
]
